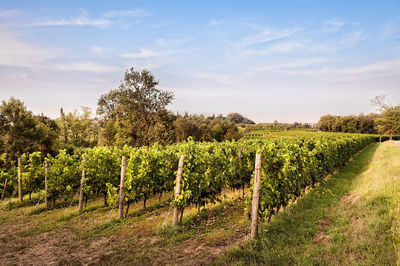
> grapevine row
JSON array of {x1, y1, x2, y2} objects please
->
[{"x1": 1, "y1": 135, "x2": 374, "y2": 224}]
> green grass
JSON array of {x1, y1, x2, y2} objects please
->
[
  {"x1": 1, "y1": 192, "x2": 44, "y2": 210},
  {"x1": 218, "y1": 142, "x2": 400, "y2": 265},
  {"x1": 156, "y1": 198, "x2": 247, "y2": 245}
]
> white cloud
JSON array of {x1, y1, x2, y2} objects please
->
[
  {"x1": 205, "y1": 19, "x2": 224, "y2": 27},
  {"x1": 120, "y1": 49, "x2": 162, "y2": 59},
  {"x1": 32, "y1": 9, "x2": 151, "y2": 29},
  {"x1": 33, "y1": 13, "x2": 113, "y2": 28},
  {"x1": 0, "y1": 26, "x2": 121, "y2": 74},
  {"x1": 193, "y1": 72, "x2": 239, "y2": 86},
  {"x1": 0, "y1": 27, "x2": 57, "y2": 68},
  {"x1": 239, "y1": 28, "x2": 297, "y2": 46},
  {"x1": 248, "y1": 58, "x2": 329, "y2": 72},
  {"x1": 0, "y1": 9, "x2": 20, "y2": 18},
  {"x1": 52, "y1": 62, "x2": 122, "y2": 73},
  {"x1": 104, "y1": 9, "x2": 151, "y2": 18},
  {"x1": 338, "y1": 31, "x2": 364, "y2": 46},
  {"x1": 323, "y1": 18, "x2": 347, "y2": 32},
  {"x1": 279, "y1": 59, "x2": 400, "y2": 83},
  {"x1": 243, "y1": 40, "x2": 306, "y2": 57},
  {"x1": 91, "y1": 46, "x2": 105, "y2": 57}
]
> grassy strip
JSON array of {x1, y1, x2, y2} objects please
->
[
  {"x1": 218, "y1": 143, "x2": 385, "y2": 265},
  {"x1": 1, "y1": 192, "x2": 44, "y2": 210},
  {"x1": 157, "y1": 198, "x2": 247, "y2": 245}
]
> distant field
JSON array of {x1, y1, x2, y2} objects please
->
[{"x1": 243, "y1": 128, "x2": 400, "y2": 141}]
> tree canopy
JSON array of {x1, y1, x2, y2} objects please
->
[
  {"x1": 97, "y1": 68, "x2": 174, "y2": 147},
  {"x1": 0, "y1": 98, "x2": 58, "y2": 167}
]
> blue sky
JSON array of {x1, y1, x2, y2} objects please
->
[{"x1": 0, "y1": 0, "x2": 399, "y2": 122}]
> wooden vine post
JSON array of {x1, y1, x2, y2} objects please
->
[
  {"x1": 78, "y1": 157, "x2": 87, "y2": 212},
  {"x1": 379, "y1": 136, "x2": 382, "y2": 143},
  {"x1": 250, "y1": 153, "x2": 262, "y2": 239},
  {"x1": 1, "y1": 178, "x2": 8, "y2": 201},
  {"x1": 18, "y1": 157, "x2": 23, "y2": 203},
  {"x1": 44, "y1": 160, "x2": 51, "y2": 209},
  {"x1": 238, "y1": 149, "x2": 245, "y2": 197},
  {"x1": 173, "y1": 155, "x2": 184, "y2": 226},
  {"x1": 119, "y1": 156, "x2": 126, "y2": 219}
]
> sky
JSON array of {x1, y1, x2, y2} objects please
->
[{"x1": 0, "y1": 0, "x2": 399, "y2": 123}]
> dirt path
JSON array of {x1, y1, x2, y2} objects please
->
[
  {"x1": 0, "y1": 190, "x2": 249, "y2": 265},
  {"x1": 308, "y1": 141, "x2": 400, "y2": 265}
]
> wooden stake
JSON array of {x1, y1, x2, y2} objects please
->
[
  {"x1": 238, "y1": 149, "x2": 245, "y2": 197},
  {"x1": 78, "y1": 157, "x2": 87, "y2": 212},
  {"x1": 250, "y1": 153, "x2": 262, "y2": 239},
  {"x1": 379, "y1": 136, "x2": 382, "y2": 143},
  {"x1": 119, "y1": 156, "x2": 126, "y2": 219},
  {"x1": 1, "y1": 178, "x2": 8, "y2": 201},
  {"x1": 44, "y1": 160, "x2": 51, "y2": 209},
  {"x1": 173, "y1": 155, "x2": 184, "y2": 226},
  {"x1": 18, "y1": 157, "x2": 23, "y2": 203}
]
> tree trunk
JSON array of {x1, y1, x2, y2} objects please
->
[
  {"x1": 84, "y1": 194, "x2": 88, "y2": 208},
  {"x1": 104, "y1": 193, "x2": 107, "y2": 206},
  {"x1": 29, "y1": 192, "x2": 32, "y2": 201},
  {"x1": 180, "y1": 208, "x2": 184, "y2": 223},
  {"x1": 158, "y1": 191, "x2": 163, "y2": 203},
  {"x1": 1, "y1": 178, "x2": 8, "y2": 201},
  {"x1": 125, "y1": 201, "x2": 131, "y2": 218},
  {"x1": 267, "y1": 212, "x2": 273, "y2": 223}
]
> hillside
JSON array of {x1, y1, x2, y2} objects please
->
[{"x1": 0, "y1": 141, "x2": 399, "y2": 265}]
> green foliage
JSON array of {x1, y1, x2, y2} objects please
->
[
  {"x1": 175, "y1": 139, "x2": 227, "y2": 210},
  {"x1": 57, "y1": 107, "x2": 99, "y2": 152},
  {"x1": 226, "y1": 112, "x2": 255, "y2": 124},
  {"x1": 82, "y1": 147, "x2": 121, "y2": 202},
  {"x1": 46, "y1": 150, "x2": 80, "y2": 201},
  {"x1": 375, "y1": 106, "x2": 400, "y2": 135},
  {"x1": 251, "y1": 135, "x2": 374, "y2": 220},
  {"x1": 318, "y1": 114, "x2": 377, "y2": 134},
  {"x1": 0, "y1": 98, "x2": 42, "y2": 167},
  {"x1": 97, "y1": 67, "x2": 175, "y2": 147},
  {"x1": 21, "y1": 152, "x2": 43, "y2": 198},
  {"x1": 174, "y1": 114, "x2": 242, "y2": 142},
  {"x1": 0, "y1": 167, "x2": 17, "y2": 199},
  {"x1": 123, "y1": 142, "x2": 177, "y2": 207},
  {"x1": 11, "y1": 131, "x2": 374, "y2": 224}
]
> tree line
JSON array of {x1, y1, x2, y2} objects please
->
[
  {"x1": 0, "y1": 67, "x2": 254, "y2": 169},
  {"x1": 317, "y1": 96, "x2": 400, "y2": 135}
]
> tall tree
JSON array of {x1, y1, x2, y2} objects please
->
[
  {"x1": 371, "y1": 95, "x2": 400, "y2": 135},
  {"x1": 0, "y1": 98, "x2": 41, "y2": 167},
  {"x1": 57, "y1": 107, "x2": 99, "y2": 151},
  {"x1": 97, "y1": 67, "x2": 174, "y2": 147},
  {"x1": 375, "y1": 106, "x2": 400, "y2": 135}
]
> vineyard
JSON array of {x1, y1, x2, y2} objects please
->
[
  {"x1": 1, "y1": 132, "x2": 399, "y2": 265},
  {"x1": 1, "y1": 134, "x2": 375, "y2": 229}
]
